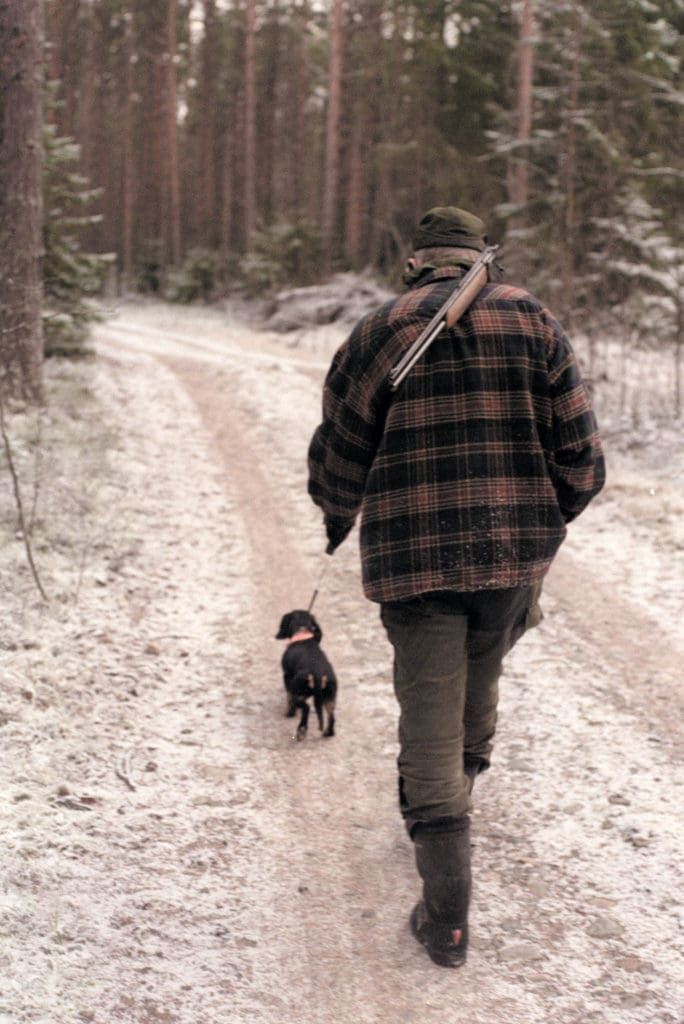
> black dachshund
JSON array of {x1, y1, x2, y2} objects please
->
[{"x1": 275, "y1": 610, "x2": 337, "y2": 740}]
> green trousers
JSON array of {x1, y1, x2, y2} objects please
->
[{"x1": 380, "y1": 585, "x2": 542, "y2": 835}]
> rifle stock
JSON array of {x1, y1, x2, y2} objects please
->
[{"x1": 388, "y1": 244, "x2": 499, "y2": 391}]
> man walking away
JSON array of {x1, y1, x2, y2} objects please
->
[{"x1": 307, "y1": 206, "x2": 605, "y2": 968}]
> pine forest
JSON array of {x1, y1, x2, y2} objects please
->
[{"x1": 1, "y1": 0, "x2": 683, "y2": 401}]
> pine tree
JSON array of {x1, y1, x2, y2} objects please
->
[{"x1": 42, "y1": 123, "x2": 113, "y2": 356}]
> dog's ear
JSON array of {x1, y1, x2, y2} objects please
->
[
  {"x1": 308, "y1": 613, "x2": 322, "y2": 643},
  {"x1": 275, "y1": 613, "x2": 292, "y2": 640}
]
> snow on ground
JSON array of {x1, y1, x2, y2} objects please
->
[{"x1": 1, "y1": 295, "x2": 682, "y2": 1024}]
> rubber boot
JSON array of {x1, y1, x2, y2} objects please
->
[{"x1": 410, "y1": 815, "x2": 471, "y2": 968}]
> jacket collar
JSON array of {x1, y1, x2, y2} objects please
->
[{"x1": 403, "y1": 261, "x2": 473, "y2": 291}]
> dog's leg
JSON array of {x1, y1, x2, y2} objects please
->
[
  {"x1": 323, "y1": 695, "x2": 336, "y2": 737},
  {"x1": 319, "y1": 675, "x2": 335, "y2": 737},
  {"x1": 284, "y1": 673, "x2": 297, "y2": 717},
  {"x1": 296, "y1": 701, "x2": 310, "y2": 740},
  {"x1": 296, "y1": 679, "x2": 314, "y2": 740},
  {"x1": 314, "y1": 675, "x2": 326, "y2": 732}
]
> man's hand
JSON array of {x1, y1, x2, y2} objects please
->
[{"x1": 325, "y1": 515, "x2": 352, "y2": 554}]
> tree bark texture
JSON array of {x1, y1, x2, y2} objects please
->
[
  {"x1": 122, "y1": 10, "x2": 135, "y2": 287},
  {"x1": 0, "y1": 0, "x2": 45, "y2": 402},
  {"x1": 197, "y1": 0, "x2": 218, "y2": 246},
  {"x1": 165, "y1": 0, "x2": 181, "y2": 265},
  {"x1": 322, "y1": 0, "x2": 344, "y2": 271},
  {"x1": 512, "y1": 0, "x2": 535, "y2": 209},
  {"x1": 243, "y1": 0, "x2": 257, "y2": 245},
  {"x1": 560, "y1": 12, "x2": 583, "y2": 329}
]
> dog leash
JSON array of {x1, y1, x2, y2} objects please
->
[{"x1": 307, "y1": 555, "x2": 332, "y2": 613}]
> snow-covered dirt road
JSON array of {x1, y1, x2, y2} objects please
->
[{"x1": 2, "y1": 300, "x2": 682, "y2": 1024}]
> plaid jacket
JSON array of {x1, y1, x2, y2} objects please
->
[{"x1": 307, "y1": 265, "x2": 605, "y2": 603}]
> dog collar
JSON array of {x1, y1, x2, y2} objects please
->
[{"x1": 286, "y1": 630, "x2": 315, "y2": 646}]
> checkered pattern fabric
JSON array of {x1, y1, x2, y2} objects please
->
[{"x1": 307, "y1": 266, "x2": 605, "y2": 603}]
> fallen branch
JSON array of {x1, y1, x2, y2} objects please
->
[
  {"x1": 0, "y1": 392, "x2": 48, "y2": 602},
  {"x1": 52, "y1": 795, "x2": 98, "y2": 812},
  {"x1": 28, "y1": 403, "x2": 45, "y2": 534},
  {"x1": 115, "y1": 751, "x2": 137, "y2": 791}
]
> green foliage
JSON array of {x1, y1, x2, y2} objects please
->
[
  {"x1": 240, "y1": 222, "x2": 325, "y2": 297},
  {"x1": 163, "y1": 223, "x2": 325, "y2": 303},
  {"x1": 42, "y1": 125, "x2": 113, "y2": 358},
  {"x1": 164, "y1": 248, "x2": 236, "y2": 303},
  {"x1": 490, "y1": 0, "x2": 683, "y2": 329}
]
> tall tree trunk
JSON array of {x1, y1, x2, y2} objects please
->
[
  {"x1": 244, "y1": 0, "x2": 257, "y2": 246},
  {"x1": 133, "y1": 1, "x2": 168, "y2": 279},
  {"x1": 221, "y1": 127, "x2": 233, "y2": 252},
  {"x1": 45, "y1": 0, "x2": 63, "y2": 127},
  {"x1": 48, "y1": 0, "x2": 79, "y2": 139},
  {"x1": 560, "y1": 11, "x2": 582, "y2": 329},
  {"x1": 165, "y1": 0, "x2": 181, "y2": 266},
  {"x1": 344, "y1": 114, "x2": 365, "y2": 267},
  {"x1": 322, "y1": 0, "x2": 344, "y2": 272},
  {"x1": 0, "y1": 0, "x2": 45, "y2": 402},
  {"x1": 673, "y1": 264, "x2": 682, "y2": 419},
  {"x1": 344, "y1": 0, "x2": 382, "y2": 267},
  {"x1": 122, "y1": 10, "x2": 135, "y2": 288},
  {"x1": 283, "y1": 13, "x2": 309, "y2": 223},
  {"x1": 260, "y1": 6, "x2": 281, "y2": 226},
  {"x1": 79, "y1": 3, "x2": 97, "y2": 186},
  {"x1": 512, "y1": 0, "x2": 535, "y2": 210},
  {"x1": 198, "y1": 0, "x2": 218, "y2": 244}
]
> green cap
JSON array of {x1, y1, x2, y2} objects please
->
[{"x1": 412, "y1": 206, "x2": 486, "y2": 252}]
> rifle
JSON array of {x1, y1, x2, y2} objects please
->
[{"x1": 388, "y1": 244, "x2": 499, "y2": 391}]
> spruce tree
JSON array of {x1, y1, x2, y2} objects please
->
[{"x1": 42, "y1": 122, "x2": 112, "y2": 357}]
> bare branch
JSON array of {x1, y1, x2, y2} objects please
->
[
  {"x1": 0, "y1": 393, "x2": 49, "y2": 602},
  {"x1": 115, "y1": 751, "x2": 137, "y2": 791}
]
